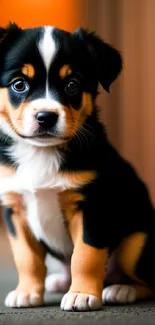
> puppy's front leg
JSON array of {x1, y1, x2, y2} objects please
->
[
  {"x1": 61, "y1": 212, "x2": 108, "y2": 311},
  {"x1": 2, "y1": 192, "x2": 47, "y2": 308}
]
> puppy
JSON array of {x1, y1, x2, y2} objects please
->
[{"x1": 0, "y1": 23, "x2": 155, "y2": 311}]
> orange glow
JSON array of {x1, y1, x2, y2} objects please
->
[{"x1": 0, "y1": 0, "x2": 80, "y2": 31}]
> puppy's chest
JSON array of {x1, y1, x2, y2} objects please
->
[
  {"x1": 11, "y1": 143, "x2": 95, "y2": 256},
  {"x1": 25, "y1": 188, "x2": 73, "y2": 257},
  {"x1": 13, "y1": 144, "x2": 75, "y2": 256}
]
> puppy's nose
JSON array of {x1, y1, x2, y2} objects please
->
[{"x1": 35, "y1": 111, "x2": 58, "y2": 128}]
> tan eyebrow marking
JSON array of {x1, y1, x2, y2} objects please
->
[
  {"x1": 59, "y1": 64, "x2": 72, "y2": 79},
  {"x1": 21, "y1": 64, "x2": 35, "y2": 78}
]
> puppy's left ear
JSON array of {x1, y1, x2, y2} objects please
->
[{"x1": 74, "y1": 28, "x2": 123, "y2": 93}]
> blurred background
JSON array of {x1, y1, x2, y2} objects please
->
[{"x1": 0, "y1": 0, "x2": 155, "y2": 282}]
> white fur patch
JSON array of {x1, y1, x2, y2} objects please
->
[
  {"x1": 5, "y1": 290, "x2": 43, "y2": 307},
  {"x1": 0, "y1": 142, "x2": 74, "y2": 257},
  {"x1": 45, "y1": 272, "x2": 70, "y2": 293},
  {"x1": 38, "y1": 27, "x2": 56, "y2": 98},
  {"x1": 61, "y1": 292, "x2": 102, "y2": 311},
  {"x1": 38, "y1": 27, "x2": 56, "y2": 73},
  {"x1": 0, "y1": 142, "x2": 78, "y2": 194},
  {"x1": 25, "y1": 189, "x2": 73, "y2": 256},
  {"x1": 102, "y1": 285, "x2": 137, "y2": 304}
]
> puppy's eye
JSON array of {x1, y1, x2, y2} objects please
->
[
  {"x1": 11, "y1": 79, "x2": 29, "y2": 93},
  {"x1": 65, "y1": 78, "x2": 80, "y2": 96}
]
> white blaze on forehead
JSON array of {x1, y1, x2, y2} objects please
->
[{"x1": 38, "y1": 26, "x2": 56, "y2": 72}]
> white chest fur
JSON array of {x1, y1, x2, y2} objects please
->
[
  {"x1": 6, "y1": 142, "x2": 74, "y2": 257},
  {"x1": 25, "y1": 189, "x2": 73, "y2": 257}
]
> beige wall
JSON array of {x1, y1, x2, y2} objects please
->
[{"x1": 80, "y1": 0, "x2": 155, "y2": 204}]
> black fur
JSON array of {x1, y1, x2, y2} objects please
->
[
  {"x1": 74, "y1": 28, "x2": 123, "y2": 92},
  {"x1": 0, "y1": 24, "x2": 117, "y2": 111},
  {"x1": 40, "y1": 239, "x2": 70, "y2": 262},
  {"x1": 3, "y1": 206, "x2": 16, "y2": 236},
  {"x1": 0, "y1": 131, "x2": 15, "y2": 165},
  {"x1": 0, "y1": 23, "x2": 154, "y2": 289},
  {"x1": 135, "y1": 231, "x2": 155, "y2": 289},
  {"x1": 60, "y1": 115, "x2": 155, "y2": 250}
]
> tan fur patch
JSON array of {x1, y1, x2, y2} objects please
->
[
  {"x1": 22, "y1": 64, "x2": 35, "y2": 78},
  {"x1": 0, "y1": 86, "x2": 93, "y2": 142},
  {"x1": 63, "y1": 92, "x2": 93, "y2": 138},
  {"x1": 0, "y1": 162, "x2": 46, "y2": 296},
  {"x1": 61, "y1": 170, "x2": 97, "y2": 187},
  {"x1": 0, "y1": 88, "x2": 9, "y2": 113},
  {"x1": 67, "y1": 212, "x2": 108, "y2": 300},
  {"x1": 3, "y1": 191, "x2": 46, "y2": 296},
  {"x1": 2, "y1": 193, "x2": 24, "y2": 213},
  {"x1": 82, "y1": 92, "x2": 93, "y2": 116},
  {"x1": 59, "y1": 190, "x2": 83, "y2": 224},
  {"x1": 116, "y1": 232, "x2": 147, "y2": 284},
  {"x1": 0, "y1": 87, "x2": 28, "y2": 135},
  {"x1": 59, "y1": 64, "x2": 72, "y2": 79},
  {"x1": 0, "y1": 165, "x2": 15, "y2": 178},
  {"x1": 129, "y1": 283, "x2": 154, "y2": 300},
  {"x1": 59, "y1": 171, "x2": 96, "y2": 222}
]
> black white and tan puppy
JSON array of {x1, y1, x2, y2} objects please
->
[{"x1": 0, "y1": 23, "x2": 155, "y2": 311}]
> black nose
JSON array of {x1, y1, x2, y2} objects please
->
[{"x1": 35, "y1": 111, "x2": 58, "y2": 129}]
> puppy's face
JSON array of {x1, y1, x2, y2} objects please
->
[{"x1": 0, "y1": 24, "x2": 122, "y2": 147}]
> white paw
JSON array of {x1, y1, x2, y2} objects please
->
[
  {"x1": 5, "y1": 290, "x2": 43, "y2": 308},
  {"x1": 61, "y1": 292, "x2": 102, "y2": 311},
  {"x1": 102, "y1": 285, "x2": 137, "y2": 304},
  {"x1": 45, "y1": 273, "x2": 70, "y2": 293}
]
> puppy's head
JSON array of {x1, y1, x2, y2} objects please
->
[{"x1": 0, "y1": 23, "x2": 122, "y2": 147}]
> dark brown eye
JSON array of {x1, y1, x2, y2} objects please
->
[
  {"x1": 65, "y1": 78, "x2": 80, "y2": 96},
  {"x1": 11, "y1": 79, "x2": 29, "y2": 93}
]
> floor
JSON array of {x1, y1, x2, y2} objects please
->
[{"x1": 1, "y1": 228, "x2": 155, "y2": 325}]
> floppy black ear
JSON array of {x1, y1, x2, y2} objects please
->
[
  {"x1": 0, "y1": 27, "x2": 6, "y2": 39},
  {"x1": 0, "y1": 22, "x2": 21, "y2": 46},
  {"x1": 74, "y1": 28, "x2": 123, "y2": 92}
]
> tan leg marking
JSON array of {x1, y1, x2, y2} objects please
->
[
  {"x1": 106, "y1": 232, "x2": 155, "y2": 304},
  {"x1": 116, "y1": 232, "x2": 147, "y2": 284},
  {"x1": 0, "y1": 165, "x2": 47, "y2": 307},
  {"x1": 4, "y1": 196, "x2": 47, "y2": 307},
  {"x1": 132, "y1": 283, "x2": 154, "y2": 300},
  {"x1": 61, "y1": 210, "x2": 108, "y2": 311}
]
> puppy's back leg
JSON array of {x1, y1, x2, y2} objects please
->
[
  {"x1": 102, "y1": 283, "x2": 154, "y2": 304},
  {"x1": 103, "y1": 232, "x2": 155, "y2": 304},
  {"x1": 45, "y1": 258, "x2": 71, "y2": 293}
]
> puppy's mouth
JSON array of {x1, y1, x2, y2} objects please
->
[
  {"x1": 8, "y1": 119, "x2": 70, "y2": 143},
  {"x1": 16, "y1": 129, "x2": 70, "y2": 141}
]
